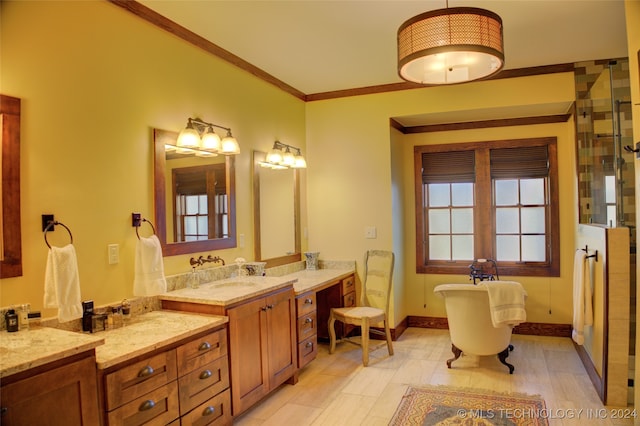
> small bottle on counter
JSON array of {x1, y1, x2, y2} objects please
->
[
  {"x1": 5, "y1": 308, "x2": 19, "y2": 332},
  {"x1": 18, "y1": 304, "x2": 30, "y2": 330}
]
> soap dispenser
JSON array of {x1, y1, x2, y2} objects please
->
[{"x1": 5, "y1": 308, "x2": 19, "y2": 332}]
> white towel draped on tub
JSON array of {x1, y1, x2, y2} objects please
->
[
  {"x1": 480, "y1": 281, "x2": 527, "y2": 328},
  {"x1": 572, "y1": 249, "x2": 593, "y2": 345},
  {"x1": 134, "y1": 235, "x2": 167, "y2": 296},
  {"x1": 44, "y1": 244, "x2": 83, "y2": 323}
]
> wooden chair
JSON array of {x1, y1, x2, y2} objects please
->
[{"x1": 328, "y1": 250, "x2": 394, "y2": 366}]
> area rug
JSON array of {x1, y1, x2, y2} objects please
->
[{"x1": 389, "y1": 385, "x2": 549, "y2": 426}]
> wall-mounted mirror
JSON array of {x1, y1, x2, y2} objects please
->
[
  {"x1": 154, "y1": 128, "x2": 236, "y2": 256},
  {"x1": 1, "y1": 94, "x2": 22, "y2": 278},
  {"x1": 253, "y1": 151, "x2": 301, "y2": 267}
]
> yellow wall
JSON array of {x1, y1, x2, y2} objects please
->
[
  {"x1": 0, "y1": 1, "x2": 306, "y2": 315},
  {"x1": 0, "y1": 0, "x2": 628, "y2": 332},
  {"x1": 305, "y1": 73, "x2": 577, "y2": 326}
]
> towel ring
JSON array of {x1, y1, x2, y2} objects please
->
[
  {"x1": 43, "y1": 221, "x2": 73, "y2": 249},
  {"x1": 136, "y1": 218, "x2": 156, "y2": 239}
]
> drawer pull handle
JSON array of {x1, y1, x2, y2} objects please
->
[
  {"x1": 198, "y1": 341, "x2": 211, "y2": 351},
  {"x1": 304, "y1": 298, "x2": 313, "y2": 304},
  {"x1": 305, "y1": 341, "x2": 313, "y2": 348},
  {"x1": 139, "y1": 400, "x2": 156, "y2": 412},
  {"x1": 305, "y1": 318, "x2": 313, "y2": 324},
  {"x1": 203, "y1": 406, "x2": 216, "y2": 416},
  {"x1": 199, "y1": 369, "x2": 213, "y2": 380},
  {"x1": 137, "y1": 365, "x2": 154, "y2": 378}
]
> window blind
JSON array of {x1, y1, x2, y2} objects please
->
[
  {"x1": 422, "y1": 150, "x2": 475, "y2": 183},
  {"x1": 490, "y1": 145, "x2": 548, "y2": 179}
]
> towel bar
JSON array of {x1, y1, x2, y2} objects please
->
[
  {"x1": 43, "y1": 220, "x2": 73, "y2": 248},
  {"x1": 132, "y1": 213, "x2": 156, "y2": 239}
]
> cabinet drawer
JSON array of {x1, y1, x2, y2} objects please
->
[
  {"x1": 297, "y1": 336, "x2": 317, "y2": 369},
  {"x1": 178, "y1": 356, "x2": 230, "y2": 415},
  {"x1": 341, "y1": 275, "x2": 355, "y2": 294},
  {"x1": 181, "y1": 388, "x2": 232, "y2": 426},
  {"x1": 296, "y1": 292, "x2": 316, "y2": 317},
  {"x1": 105, "y1": 350, "x2": 177, "y2": 410},
  {"x1": 343, "y1": 291, "x2": 356, "y2": 307},
  {"x1": 107, "y1": 381, "x2": 179, "y2": 426},
  {"x1": 177, "y1": 328, "x2": 227, "y2": 376},
  {"x1": 296, "y1": 312, "x2": 317, "y2": 341}
]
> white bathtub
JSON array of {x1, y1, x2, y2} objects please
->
[{"x1": 434, "y1": 283, "x2": 517, "y2": 373}]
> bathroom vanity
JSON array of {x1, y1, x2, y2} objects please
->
[
  {"x1": 159, "y1": 267, "x2": 356, "y2": 417},
  {"x1": 0, "y1": 327, "x2": 104, "y2": 425},
  {"x1": 92, "y1": 310, "x2": 229, "y2": 426}
]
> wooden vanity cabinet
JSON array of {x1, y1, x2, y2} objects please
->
[
  {"x1": 0, "y1": 351, "x2": 100, "y2": 425},
  {"x1": 99, "y1": 326, "x2": 230, "y2": 426},
  {"x1": 227, "y1": 286, "x2": 297, "y2": 415},
  {"x1": 295, "y1": 291, "x2": 318, "y2": 369}
]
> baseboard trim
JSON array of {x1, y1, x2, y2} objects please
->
[
  {"x1": 406, "y1": 316, "x2": 572, "y2": 337},
  {"x1": 574, "y1": 340, "x2": 606, "y2": 402}
]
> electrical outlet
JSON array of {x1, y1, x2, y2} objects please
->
[
  {"x1": 239, "y1": 233, "x2": 245, "y2": 248},
  {"x1": 108, "y1": 244, "x2": 119, "y2": 264}
]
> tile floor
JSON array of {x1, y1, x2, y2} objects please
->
[{"x1": 234, "y1": 328, "x2": 635, "y2": 425}]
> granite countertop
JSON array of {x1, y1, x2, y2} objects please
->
[
  {"x1": 290, "y1": 268, "x2": 356, "y2": 294},
  {"x1": 159, "y1": 275, "x2": 297, "y2": 306},
  {"x1": 0, "y1": 327, "x2": 104, "y2": 379},
  {"x1": 160, "y1": 268, "x2": 355, "y2": 308},
  {"x1": 93, "y1": 310, "x2": 228, "y2": 370}
]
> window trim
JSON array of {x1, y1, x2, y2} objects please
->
[{"x1": 414, "y1": 137, "x2": 559, "y2": 277}]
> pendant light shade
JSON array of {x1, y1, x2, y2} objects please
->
[{"x1": 397, "y1": 7, "x2": 504, "y2": 85}]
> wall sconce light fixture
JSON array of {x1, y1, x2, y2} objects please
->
[
  {"x1": 261, "y1": 141, "x2": 307, "y2": 169},
  {"x1": 168, "y1": 117, "x2": 240, "y2": 156}
]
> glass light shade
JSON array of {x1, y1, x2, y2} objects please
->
[
  {"x1": 177, "y1": 126, "x2": 201, "y2": 148},
  {"x1": 292, "y1": 154, "x2": 307, "y2": 168},
  {"x1": 266, "y1": 147, "x2": 283, "y2": 164},
  {"x1": 398, "y1": 7, "x2": 504, "y2": 85},
  {"x1": 282, "y1": 148, "x2": 295, "y2": 167},
  {"x1": 220, "y1": 133, "x2": 240, "y2": 155},
  {"x1": 201, "y1": 128, "x2": 221, "y2": 152}
]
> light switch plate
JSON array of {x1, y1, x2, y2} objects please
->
[
  {"x1": 108, "y1": 244, "x2": 119, "y2": 264},
  {"x1": 365, "y1": 226, "x2": 377, "y2": 239}
]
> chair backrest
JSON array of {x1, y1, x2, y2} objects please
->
[{"x1": 361, "y1": 250, "x2": 394, "y2": 314}]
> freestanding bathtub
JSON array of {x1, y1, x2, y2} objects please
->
[{"x1": 434, "y1": 283, "x2": 518, "y2": 373}]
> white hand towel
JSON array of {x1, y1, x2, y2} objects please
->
[
  {"x1": 481, "y1": 281, "x2": 527, "y2": 328},
  {"x1": 133, "y1": 235, "x2": 167, "y2": 296},
  {"x1": 572, "y1": 250, "x2": 593, "y2": 345},
  {"x1": 43, "y1": 244, "x2": 83, "y2": 323}
]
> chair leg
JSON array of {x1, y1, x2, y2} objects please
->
[
  {"x1": 384, "y1": 317, "x2": 394, "y2": 356},
  {"x1": 361, "y1": 317, "x2": 370, "y2": 366},
  {"x1": 328, "y1": 313, "x2": 337, "y2": 354}
]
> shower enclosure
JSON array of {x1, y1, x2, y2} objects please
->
[
  {"x1": 576, "y1": 59, "x2": 635, "y2": 236},
  {"x1": 575, "y1": 58, "x2": 635, "y2": 401}
]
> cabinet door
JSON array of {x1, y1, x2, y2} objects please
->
[
  {"x1": 227, "y1": 296, "x2": 269, "y2": 415},
  {"x1": 265, "y1": 288, "x2": 297, "y2": 389},
  {"x1": 0, "y1": 354, "x2": 100, "y2": 425}
]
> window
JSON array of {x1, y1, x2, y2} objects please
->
[{"x1": 415, "y1": 138, "x2": 559, "y2": 276}]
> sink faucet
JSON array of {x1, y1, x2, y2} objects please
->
[{"x1": 189, "y1": 254, "x2": 225, "y2": 268}]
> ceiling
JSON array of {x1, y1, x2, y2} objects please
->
[{"x1": 138, "y1": 0, "x2": 629, "y2": 96}]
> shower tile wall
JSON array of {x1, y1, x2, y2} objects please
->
[{"x1": 575, "y1": 59, "x2": 636, "y2": 398}]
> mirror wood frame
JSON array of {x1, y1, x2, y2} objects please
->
[
  {"x1": 252, "y1": 150, "x2": 301, "y2": 267},
  {"x1": 0, "y1": 95, "x2": 22, "y2": 279},
  {"x1": 153, "y1": 128, "x2": 237, "y2": 256},
  {"x1": 0, "y1": 95, "x2": 22, "y2": 278}
]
